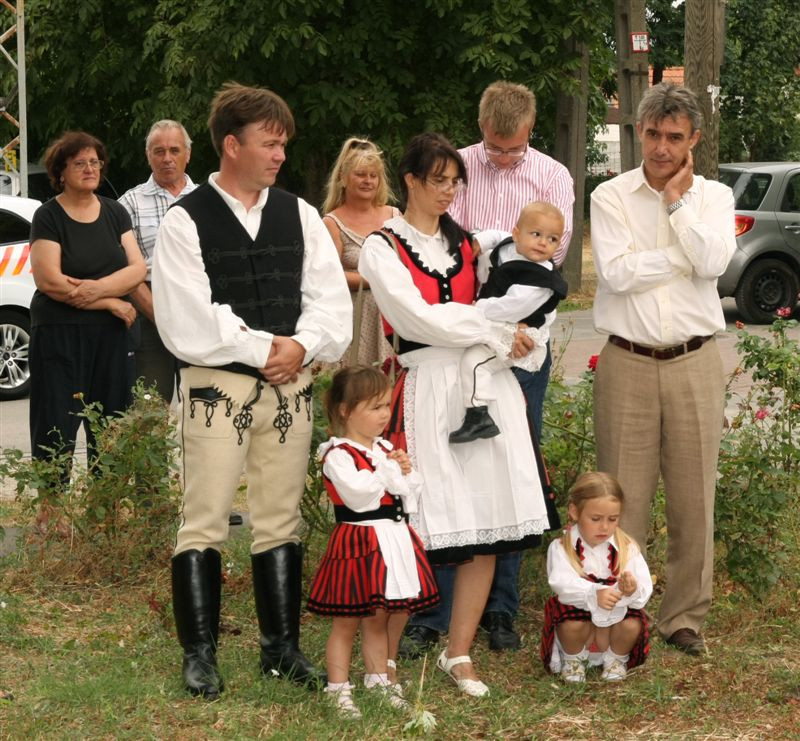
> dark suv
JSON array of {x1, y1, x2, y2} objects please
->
[{"x1": 717, "y1": 162, "x2": 800, "y2": 323}]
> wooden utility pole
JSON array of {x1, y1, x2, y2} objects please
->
[
  {"x1": 554, "y1": 41, "x2": 589, "y2": 292},
  {"x1": 615, "y1": 0, "x2": 649, "y2": 172},
  {"x1": 683, "y1": 0, "x2": 726, "y2": 179}
]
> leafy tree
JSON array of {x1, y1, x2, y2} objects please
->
[
  {"x1": 646, "y1": 0, "x2": 684, "y2": 84},
  {"x1": 719, "y1": 0, "x2": 800, "y2": 161},
  {"x1": 17, "y1": 0, "x2": 613, "y2": 203}
]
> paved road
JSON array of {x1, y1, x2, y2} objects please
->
[
  {"x1": 1, "y1": 298, "x2": 797, "y2": 459},
  {"x1": 550, "y1": 296, "x2": 800, "y2": 384}
]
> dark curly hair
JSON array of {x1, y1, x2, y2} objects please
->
[{"x1": 43, "y1": 131, "x2": 107, "y2": 192}]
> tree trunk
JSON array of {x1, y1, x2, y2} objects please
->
[
  {"x1": 554, "y1": 40, "x2": 589, "y2": 293},
  {"x1": 615, "y1": 0, "x2": 649, "y2": 172},
  {"x1": 683, "y1": 0, "x2": 726, "y2": 179}
]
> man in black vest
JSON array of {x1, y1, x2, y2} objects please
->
[{"x1": 151, "y1": 82, "x2": 351, "y2": 699}]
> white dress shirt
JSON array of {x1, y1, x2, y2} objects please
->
[
  {"x1": 591, "y1": 165, "x2": 736, "y2": 346},
  {"x1": 151, "y1": 173, "x2": 351, "y2": 369},
  {"x1": 547, "y1": 527, "x2": 653, "y2": 628},
  {"x1": 449, "y1": 143, "x2": 575, "y2": 266}
]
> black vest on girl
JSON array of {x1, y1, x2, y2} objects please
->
[
  {"x1": 176, "y1": 183, "x2": 304, "y2": 377},
  {"x1": 478, "y1": 237, "x2": 568, "y2": 328}
]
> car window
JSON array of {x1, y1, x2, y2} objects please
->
[
  {"x1": 780, "y1": 174, "x2": 800, "y2": 212},
  {"x1": 718, "y1": 170, "x2": 742, "y2": 190},
  {"x1": 0, "y1": 208, "x2": 31, "y2": 244},
  {"x1": 733, "y1": 173, "x2": 772, "y2": 210}
]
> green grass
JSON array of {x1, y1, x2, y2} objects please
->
[{"x1": 1, "y1": 505, "x2": 799, "y2": 740}]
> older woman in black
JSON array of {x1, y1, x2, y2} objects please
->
[{"x1": 29, "y1": 132, "x2": 146, "y2": 497}]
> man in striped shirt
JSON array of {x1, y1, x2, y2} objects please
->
[
  {"x1": 450, "y1": 81, "x2": 574, "y2": 268},
  {"x1": 119, "y1": 120, "x2": 196, "y2": 404},
  {"x1": 401, "y1": 81, "x2": 575, "y2": 657}
]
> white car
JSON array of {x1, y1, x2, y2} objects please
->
[{"x1": 0, "y1": 194, "x2": 41, "y2": 400}]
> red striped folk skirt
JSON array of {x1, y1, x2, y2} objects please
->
[
  {"x1": 539, "y1": 596, "x2": 650, "y2": 671},
  {"x1": 307, "y1": 522, "x2": 440, "y2": 617}
]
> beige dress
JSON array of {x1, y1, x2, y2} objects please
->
[{"x1": 326, "y1": 211, "x2": 397, "y2": 368}]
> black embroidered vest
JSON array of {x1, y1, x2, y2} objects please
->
[
  {"x1": 478, "y1": 237, "x2": 568, "y2": 328},
  {"x1": 176, "y1": 184, "x2": 304, "y2": 377}
]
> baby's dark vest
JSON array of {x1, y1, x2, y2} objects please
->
[
  {"x1": 176, "y1": 184, "x2": 303, "y2": 377},
  {"x1": 479, "y1": 237, "x2": 568, "y2": 328}
]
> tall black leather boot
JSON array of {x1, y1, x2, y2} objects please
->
[
  {"x1": 171, "y1": 548, "x2": 224, "y2": 699},
  {"x1": 252, "y1": 542, "x2": 325, "y2": 688}
]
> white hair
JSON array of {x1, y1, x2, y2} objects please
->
[{"x1": 145, "y1": 119, "x2": 192, "y2": 151}]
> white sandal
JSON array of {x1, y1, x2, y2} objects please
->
[
  {"x1": 436, "y1": 650, "x2": 489, "y2": 697},
  {"x1": 365, "y1": 678, "x2": 410, "y2": 710},
  {"x1": 325, "y1": 682, "x2": 362, "y2": 720}
]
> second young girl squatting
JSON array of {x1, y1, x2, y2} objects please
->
[{"x1": 540, "y1": 471, "x2": 653, "y2": 683}]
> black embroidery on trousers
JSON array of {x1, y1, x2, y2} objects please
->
[
  {"x1": 188, "y1": 386, "x2": 233, "y2": 427},
  {"x1": 272, "y1": 385, "x2": 292, "y2": 443},
  {"x1": 232, "y1": 381, "x2": 262, "y2": 445},
  {"x1": 295, "y1": 383, "x2": 313, "y2": 422}
]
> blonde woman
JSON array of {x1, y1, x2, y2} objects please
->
[{"x1": 323, "y1": 138, "x2": 399, "y2": 367}]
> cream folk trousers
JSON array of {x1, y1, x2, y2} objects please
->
[{"x1": 174, "y1": 366, "x2": 313, "y2": 556}]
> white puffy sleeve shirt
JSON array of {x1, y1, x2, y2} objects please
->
[
  {"x1": 318, "y1": 436, "x2": 421, "y2": 514},
  {"x1": 547, "y1": 529, "x2": 653, "y2": 628},
  {"x1": 151, "y1": 174, "x2": 351, "y2": 369},
  {"x1": 358, "y1": 217, "x2": 513, "y2": 350}
]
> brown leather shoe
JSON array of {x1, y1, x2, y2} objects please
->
[{"x1": 664, "y1": 628, "x2": 705, "y2": 655}]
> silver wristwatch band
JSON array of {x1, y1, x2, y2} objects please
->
[{"x1": 666, "y1": 198, "x2": 685, "y2": 216}]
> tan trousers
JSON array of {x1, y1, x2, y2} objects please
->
[
  {"x1": 593, "y1": 338, "x2": 725, "y2": 638},
  {"x1": 174, "y1": 366, "x2": 313, "y2": 556}
]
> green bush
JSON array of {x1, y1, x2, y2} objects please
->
[
  {"x1": 715, "y1": 315, "x2": 800, "y2": 596},
  {"x1": 0, "y1": 383, "x2": 180, "y2": 583},
  {"x1": 300, "y1": 371, "x2": 336, "y2": 539},
  {"x1": 541, "y1": 353, "x2": 597, "y2": 504}
]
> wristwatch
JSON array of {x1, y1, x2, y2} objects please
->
[{"x1": 666, "y1": 198, "x2": 685, "y2": 216}]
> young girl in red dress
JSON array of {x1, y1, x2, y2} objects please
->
[
  {"x1": 540, "y1": 472, "x2": 653, "y2": 683},
  {"x1": 308, "y1": 366, "x2": 439, "y2": 718}
]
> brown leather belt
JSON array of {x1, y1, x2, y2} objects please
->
[{"x1": 608, "y1": 334, "x2": 712, "y2": 360}]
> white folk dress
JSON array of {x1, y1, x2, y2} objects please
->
[{"x1": 359, "y1": 217, "x2": 551, "y2": 559}]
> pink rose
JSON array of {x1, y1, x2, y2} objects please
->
[
  {"x1": 755, "y1": 408, "x2": 769, "y2": 421},
  {"x1": 776, "y1": 307, "x2": 792, "y2": 318}
]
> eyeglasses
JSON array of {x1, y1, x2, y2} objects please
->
[
  {"x1": 482, "y1": 140, "x2": 528, "y2": 160},
  {"x1": 424, "y1": 176, "x2": 466, "y2": 194},
  {"x1": 70, "y1": 159, "x2": 104, "y2": 171}
]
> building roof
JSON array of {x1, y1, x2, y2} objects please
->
[{"x1": 605, "y1": 67, "x2": 686, "y2": 123}]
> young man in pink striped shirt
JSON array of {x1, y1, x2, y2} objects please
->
[{"x1": 400, "y1": 81, "x2": 575, "y2": 657}]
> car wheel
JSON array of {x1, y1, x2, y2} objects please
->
[
  {"x1": 734, "y1": 258, "x2": 800, "y2": 324},
  {"x1": 0, "y1": 309, "x2": 31, "y2": 400}
]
